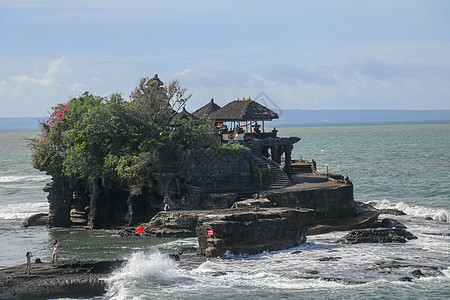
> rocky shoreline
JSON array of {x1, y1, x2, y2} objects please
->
[
  {"x1": 0, "y1": 259, "x2": 124, "y2": 300},
  {"x1": 4, "y1": 205, "x2": 431, "y2": 299}
]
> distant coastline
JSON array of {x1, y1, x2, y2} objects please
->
[
  {"x1": 1, "y1": 110, "x2": 449, "y2": 130},
  {"x1": 270, "y1": 109, "x2": 450, "y2": 125}
]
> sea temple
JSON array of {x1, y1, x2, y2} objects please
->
[{"x1": 26, "y1": 86, "x2": 379, "y2": 258}]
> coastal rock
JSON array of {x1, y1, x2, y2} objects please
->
[
  {"x1": 231, "y1": 198, "x2": 274, "y2": 209},
  {"x1": 266, "y1": 184, "x2": 356, "y2": 221},
  {"x1": 22, "y1": 213, "x2": 48, "y2": 227},
  {"x1": 0, "y1": 259, "x2": 125, "y2": 300},
  {"x1": 380, "y1": 208, "x2": 407, "y2": 216},
  {"x1": 45, "y1": 178, "x2": 73, "y2": 227},
  {"x1": 374, "y1": 218, "x2": 407, "y2": 229},
  {"x1": 146, "y1": 210, "x2": 204, "y2": 237},
  {"x1": 196, "y1": 207, "x2": 315, "y2": 258},
  {"x1": 306, "y1": 202, "x2": 380, "y2": 235},
  {"x1": 336, "y1": 228, "x2": 417, "y2": 244}
]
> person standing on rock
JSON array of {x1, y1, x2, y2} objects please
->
[
  {"x1": 52, "y1": 240, "x2": 59, "y2": 263},
  {"x1": 25, "y1": 251, "x2": 33, "y2": 274}
]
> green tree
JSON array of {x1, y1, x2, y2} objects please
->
[{"x1": 30, "y1": 76, "x2": 219, "y2": 196}]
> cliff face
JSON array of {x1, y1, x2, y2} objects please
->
[{"x1": 45, "y1": 178, "x2": 72, "y2": 228}]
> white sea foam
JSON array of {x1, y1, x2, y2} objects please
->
[
  {"x1": 105, "y1": 250, "x2": 189, "y2": 300},
  {"x1": 367, "y1": 199, "x2": 450, "y2": 222},
  {"x1": 0, "y1": 175, "x2": 49, "y2": 184},
  {"x1": 0, "y1": 202, "x2": 48, "y2": 220}
]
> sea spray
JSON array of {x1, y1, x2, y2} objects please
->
[
  {"x1": 367, "y1": 199, "x2": 450, "y2": 222},
  {"x1": 0, "y1": 202, "x2": 48, "y2": 220},
  {"x1": 105, "y1": 250, "x2": 191, "y2": 299}
]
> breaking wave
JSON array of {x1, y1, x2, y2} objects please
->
[{"x1": 367, "y1": 199, "x2": 449, "y2": 222}]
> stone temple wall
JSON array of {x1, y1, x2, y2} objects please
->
[{"x1": 181, "y1": 148, "x2": 253, "y2": 192}]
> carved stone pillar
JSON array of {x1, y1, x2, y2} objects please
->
[{"x1": 284, "y1": 144, "x2": 293, "y2": 179}]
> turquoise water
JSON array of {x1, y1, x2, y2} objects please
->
[
  {"x1": 0, "y1": 122, "x2": 449, "y2": 299},
  {"x1": 282, "y1": 123, "x2": 450, "y2": 212}
]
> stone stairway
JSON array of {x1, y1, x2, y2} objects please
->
[
  {"x1": 253, "y1": 155, "x2": 291, "y2": 190},
  {"x1": 292, "y1": 163, "x2": 313, "y2": 174}
]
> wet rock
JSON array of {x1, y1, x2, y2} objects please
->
[
  {"x1": 318, "y1": 256, "x2": 342, "y2": 262},
  {"x1": 168, "y1": 254, "x2": 180, "y2": 261},
  {"x1": 320, "y1": 277, "x2": 367, "y2": 285},
  {"x1": 0, "y1": 259, "x2": 125, "y2": 300},
  {"x1": 400, "y1": 276, "x2": 413, "y2": 282},
  {"x1": 22, "y1": 213, "x2": 48, "y2": 227},
  {"x1": 336, "y1": 228, "x2": 417, "y2": 244},
  {"x1": 177, "y1": 247, "x2": 198, "y2": 255},
  {"x1": 411, "y1": 269, "x2": 423, "y2": 277},
  {"x1": 380, "y1": 208, "x2": 406, "y2": 216},
  {"x1": 374, "y1": 218, "x2": 407, "y2": 229},
  {"x1": 211, "y1": 271, "x2": 228, "y2": 276}
]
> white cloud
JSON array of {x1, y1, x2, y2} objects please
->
[
  {"x1": 69, "y1": 82, "x2": 87, "y2": 93},
  {"x1": 0, "y1": 57, "x2": 73, "y2": 116}
]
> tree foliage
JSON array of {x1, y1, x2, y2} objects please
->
[{"x1": 30, "y1": 76, "x2": 218, "y2": 194}]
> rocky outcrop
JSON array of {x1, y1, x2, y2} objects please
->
[
  {"x1": 22, "y1": 213, "x2": 48, "y2": 227},
  {"x1": 196, "y1": 207, "x2": 315, "y2": 258},
  {"x1": 45, "y1": 177, "x2": 73, "y2": 227},
  {"x1": 231, "y1": 197, "x2": 274, "y2": 209},
  {"x1": 373, "y1": 218, "x2": 407, "y2": 229},
  {"x1": 336, "y1": 228, "x2": 417, "y2": 244},
  {"x1": 0, "y1": 259, "x2": 125, "y2": 300},
  {"x1": 306, "y1": 202, "x2": 380, "y2": 235},
  {"x1": 266, "y1": 183, "x2": 356, "y2": 221},
  {"x1": 379, "y1": 208, "x2": 407, "y2": 216},
  {"x1": 145, "y1": 210, "x2": 203, "y2": 237}
]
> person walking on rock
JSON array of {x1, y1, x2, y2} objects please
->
[
  {"x1": 52, "y1": 240, "x2": 59, "y2": 263},
  {"x1": 25, "y1": 251, "x2": 33, "y2": 274}
]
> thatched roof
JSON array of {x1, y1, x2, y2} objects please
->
[
  {"x1": 168, "y1": 108, "x2": 198, "y2": 126},
  {"x1": 192, "y1": 98, "x2": 221, "y2": 118},
  {"x1": 147, "y1": 74, "x2": 163, "y2": 87},
  {"x1": 209, "y1": 98, "x2": 279, "y2": 121}
]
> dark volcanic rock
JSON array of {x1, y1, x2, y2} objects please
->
[
  {"x1": 0, "y1": 259, "x2": 125, "y2": 300},
  {"x1": 336, "y1": 228, "x2": 417, "y2": 244},
  {"x1": 196, "y1": 207, "x2": 315, "y2": 258},
  {"x1": 146, "y1": 210, "x2": 203, "y2": 237},
  {"x1": 374, "y1": 218, "x2": 407, "y2": 229},
  {"x1": 307, "y1": 202, "x2": 380, "y2": 235},
  {"x1": 231, "y1": 198, "x2": 274, "y2": 209},
  {"x1": 22, "y1": 213, "x2": 48, "y2": 227},
  {"x1": 318, "y1": 256, "x2": 342, "y2": 262},
  {"x1": 379, "y1": 208, "x2": 407, "y2": 216}
]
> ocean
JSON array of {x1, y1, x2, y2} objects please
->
[{"x1": 0, "y1": 122, "x2": 449, "y2": 299}]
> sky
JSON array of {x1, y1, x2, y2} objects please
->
[{"x1": 1, "y1": 0, "x2": 449, "y2": 117}]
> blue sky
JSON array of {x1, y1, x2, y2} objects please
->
[{"x1": 1, "y1": 0, "x2": 449, "y2": 117}]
